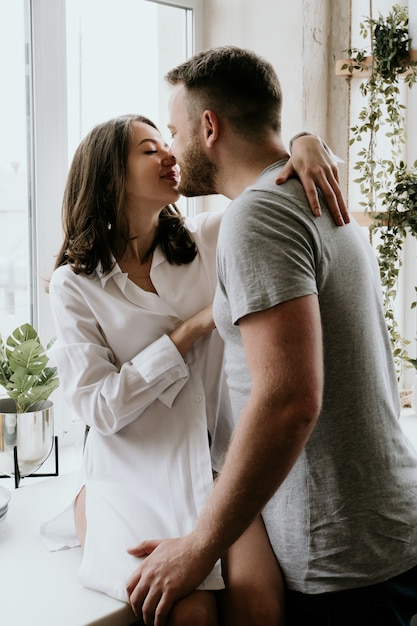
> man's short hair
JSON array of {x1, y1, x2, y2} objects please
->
[{"x1": 166, "y1": 46, "x2": 282, "y2": 141}]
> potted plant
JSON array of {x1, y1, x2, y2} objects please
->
[
  {"x1": 341, "y1": 4, "x2": 417, "y2": 380},
  {"x1": 0, "y1": 323, "x2": 59, "y2": 482},
  {"x1": 0, "y1": 323, "x2": 59, "y2": 413}
]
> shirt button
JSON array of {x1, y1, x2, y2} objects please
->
[{"x1": 195, "y1": 394, "x2": 202, "y2": 402}]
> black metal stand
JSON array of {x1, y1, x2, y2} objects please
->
[{"x1": 1, "y1": 436, "x2": 59, "y2": 489}]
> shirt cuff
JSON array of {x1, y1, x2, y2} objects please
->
[{"x1": 130, "y1": 334, "x2": 189, "y2": 408}]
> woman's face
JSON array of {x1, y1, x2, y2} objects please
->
[{"x1": 124, "y1": 121, "x2": 181, "y2": 212}]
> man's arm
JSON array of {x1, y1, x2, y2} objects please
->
[{"x1": 126, "y1": 294, "x2": 323, "y2": 626}]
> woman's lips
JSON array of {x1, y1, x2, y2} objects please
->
[{"x1": 163, "y1": 171, "x2": 180, "y2": 184}]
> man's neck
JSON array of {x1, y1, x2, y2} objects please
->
[{"x1": 218, "y1": 143, "x2": 288, "y2": 200}]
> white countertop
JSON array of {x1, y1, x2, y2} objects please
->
[
  {"x1": 1, "y1": 412, "x2": 417, "y2": 626},
  {"x1": 0, "y1": 471, "x2": 137, "y2": 626}
]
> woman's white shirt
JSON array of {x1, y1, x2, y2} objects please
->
[{"x1": 43, "y1": 211, "x2": 231, "y2": 601}]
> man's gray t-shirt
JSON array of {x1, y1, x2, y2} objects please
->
[{"x1": 213, "y1": 160, "x2": 417, "y2": 594}]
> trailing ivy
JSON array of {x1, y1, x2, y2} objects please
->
[{"x1": 341, "y1": 5, "x2": 417, "y2": 379}]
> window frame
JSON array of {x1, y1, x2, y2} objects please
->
[{"x1": 28, "y1": 0, "x2": 203, "y2": 442}]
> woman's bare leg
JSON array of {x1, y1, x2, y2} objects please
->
[
  {"x1": 167, "y1": 590, "x2": 218, "y2": 626},
  {"x1": 75, "y1": 489, "x2": 217, "y2": 625},
  {"x1": 74, "y1": 485, "x2": 87, "y2": 546},
  {"x1": 218, "y1": 515, "x2": 285, "y2": 626}
]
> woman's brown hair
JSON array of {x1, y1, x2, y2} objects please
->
[{"x1": 55, "y1": 114, "x2": 196, "y2": 275}]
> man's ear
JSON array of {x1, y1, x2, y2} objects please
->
[{"x1": 202, "y1": 110, "x2": 219, "y2": 146}]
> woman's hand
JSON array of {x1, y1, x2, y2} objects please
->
[
  {"x1": 277, "y1": 134, "x2": 349, "y2": 226},
  {"x1": 170, "y1": 305, "x2": 215, "y2": 357}
]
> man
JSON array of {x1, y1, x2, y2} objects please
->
[{"x1": 126, "y1": 46, "x2": 417, "y2": 626}]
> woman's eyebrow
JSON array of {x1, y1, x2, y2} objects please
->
[
  {"x1": 138, "y1": 138, "x2": 158, "y2": 145},
  {"x1": 137, "y1": 138, "x2": 169, "y2": 148}
]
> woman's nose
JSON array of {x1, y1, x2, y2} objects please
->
[{"x1": 163, "y1": 151, "x2": 176, "y2": 165}]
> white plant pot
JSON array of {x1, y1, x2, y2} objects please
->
[{"x1": 0, "y1": 399, "x2": 54, "y2": 477}]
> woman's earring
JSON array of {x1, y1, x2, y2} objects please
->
[{"x1": 107, "y1": 222, "x2": 112, "y2": 230}]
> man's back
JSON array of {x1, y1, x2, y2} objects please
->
[{"x1": 214, "y1": 159, "x2": 417, "y2": 593}]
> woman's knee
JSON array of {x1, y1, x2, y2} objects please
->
[
  {"x1": 167, "y1": 590, "x2": 218, "y2": 626},
  {"x1": 249, "y1": 574, "x2": 285, "y2": 624},
  {"x1": 242, "y1": 592, "x2": 284, "y2": 626},
  {"x1": 220, "y1": 586, "x2": 284, "y2": 626}
]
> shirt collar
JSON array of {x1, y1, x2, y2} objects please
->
[
  {"x1": 96, "y1": 247, "x2": 166, "y2": 288},
  {"x1": 96, "y1": 257, "x2": 121, "y2": 288}
]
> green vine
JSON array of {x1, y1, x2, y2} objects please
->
[{"x1": 342, "y1": 5, "x2": 417, "y2": 379}]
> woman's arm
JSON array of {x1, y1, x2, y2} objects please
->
[
  {"x1": 49, "y1": 272, "x2": 213, "y2": 436},
  {"x1": 170, "y1": 305, "x2": 214, "y2": 357},
  {"x1": 281, "y1": 133, "x2": 349, "y2": 226}
]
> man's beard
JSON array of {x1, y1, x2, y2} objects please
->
[{"x1": 178, "y1": 134, "x2": 217, "y2": 197}]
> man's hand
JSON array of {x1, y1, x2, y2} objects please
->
[
  {"x1": 278, "y1": 134, "x2": 349, "y2": 226},
  {"x1": 126, "y1": 536, "x2": 216, "y2": 626}
]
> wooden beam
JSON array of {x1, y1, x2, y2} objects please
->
[
  {"x1": 336, "y1": 49, "x2": 417, "y2": 77},
  {"x1": 351, "y1": 212, "x2": 374, "y2": 227}
]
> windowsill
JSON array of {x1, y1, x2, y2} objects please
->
[{"x1": 0, "y1": 467, "x2": 136, "y2": 626}]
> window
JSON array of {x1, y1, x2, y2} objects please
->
[
  {"x1": 66, "y1": 0, "x2": 196, "y2": 159},
  {"x1": 0, "y1": 0, "x2": 202, "y2": 442},
  {"x1": 0, "y1": 1, "x2": 31, "y2": 338}
]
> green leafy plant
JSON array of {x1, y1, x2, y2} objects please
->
[
  {"x1": 341, "y1": 4, "x2": 417, "y2": 379},
  {"x1": 0, "y1": 323, "x2": 59, "y2": 413}
]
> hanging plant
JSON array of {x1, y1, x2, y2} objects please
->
[{"x1": 341, "y1": 4, "x2": 417, "y2": 379}]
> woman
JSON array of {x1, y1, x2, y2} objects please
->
[{"x1": 42, "y1": 114, "x2": 345, "y2": 625}]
